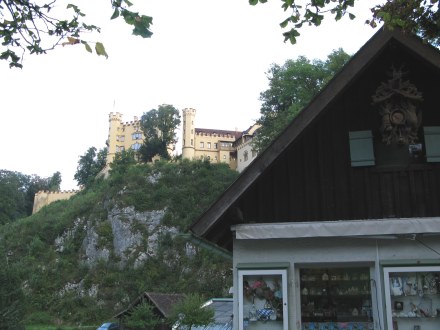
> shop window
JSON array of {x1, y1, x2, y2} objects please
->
[
  {"x1": 383, "y1": 266, "x2": 440, "y2": 330},
  {"x1": 300, "y1": 267, "x2": 373, "y2": 329},
  {"x1": 238, "y1": 267, "x2": 288, "y2": 330},
  {"x1": 349, "y1": 131, "x2": 375, "y2": 167},
  {"x1": 424, "y1": 126, "x2": 440, "y2": 162}
]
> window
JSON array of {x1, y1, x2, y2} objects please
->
[
  {"x1": 244, "y1": 151, "x2": 249, "y2": 161},
  {"x1": 300, "y1": 267, "x2": 373, "y2": 329},
  {"x1": 223, "y1": 155, "x2": 226, "y2": 160},
  {"x1": 214, "y1": 143, "x2": 218, "y2": 149},
  {"x1": 424, "y1": 126, "x2": 440, "y2": 162},
  {"x1": 200, "y1": 142, "x2": 204, "y2": 148},
  {"x1": 349, "y1": 131, "x2": 375, "y2": 167},
  {"x1": 252, "y1": 150, "x2": 257, "y2": 158},
  {"x1": 131, "y1": 143, "x2": 141, "y2": 151},
  {"x1": 132, "y1": 132, "x2": 142, "y2": 140},
  {"x1": 116, "y1": 135, "x2": 125, "y2": 142},
  {"x1": 238, "y1": 267, "x2": 288, "y2": 330},
  {"x1": 191, "y1": 139, "x2": 193, "y2": 146},
  {"x1": 116, "y1": 146, "x2": 125, "y2": 152},
  {"x1": 214, "y1": 156, "x2": 217, "y2": 161},
  {"x1": 207, "y1": 142, "x2": 211, "y2": 149}
]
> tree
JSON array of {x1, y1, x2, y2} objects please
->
[
  {"x1": 0, "y1": 0, "x2": 152, "y2": 68},
  {"x1": 168, "y1": 294, "x2": 214, "y2": 330},
  {"x1": 0, "y1": 170, "x2": 62, "y2": 224},
  {"x1": 251, "y1": 0, "x2": 439, "y2": 46},
  {"x1": 253, "y1": 48, "x2": 350, "y2": 152},
  {"x1": 2, "y1": 1, "x2": 438, "y2": 69},
  {"x1": 139, "y1": 104, "x2": 181, "y2": 162},
  {"x1": 0, "y1": 250, "x2": 25, "y2": 330},
  {"x1": 124, "y1": 303, "x2": 161, "y2": 330},
  {"x1": 74, "y1": 146, "x2": 108, "y2": 188}
]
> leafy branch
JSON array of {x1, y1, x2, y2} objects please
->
[{"x1": 0, "y1": 0, "x2": 152, "y2": 68}]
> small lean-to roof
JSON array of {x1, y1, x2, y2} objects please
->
[
  {"x1": 189, "y1": 27, "x2": 440, "y2": 251},
  {"x1": 115, "y1": 292, "x2": 185, "y2": 319}
]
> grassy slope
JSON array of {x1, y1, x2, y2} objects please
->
[{"x1": 0, "y1": 160, "x2": 238, "y2": 328}]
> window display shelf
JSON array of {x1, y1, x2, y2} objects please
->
[
  {"x1": 238, "y1": 268, "x2": 288, "y2": 330},
  {"x1": 300, "y1": 267, "x2": 373, "y2": 326},
  {"x1": 384, "y1": 266, "x2": 440, "y2": 330}
]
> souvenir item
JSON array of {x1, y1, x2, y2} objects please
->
[
  {"x1": 391, "y1": 277, "x2": 403, "y2": 296},
  {"x1": 394, "y1": 301, "x2": 404, "y2": 311}
]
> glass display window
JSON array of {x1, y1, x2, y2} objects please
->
[
  {"x1": 383, "y1": 266, "x2": 440, "y2": 330},
  {"x1": 238, "y1": 268, "x2": 288, "y2": 330},
  {"x1": 299, "y1": 266, "x2": 374, "y2": 330}
]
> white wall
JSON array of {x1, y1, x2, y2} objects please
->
[{"x1": 232, "y1": 235, "x2": 440, "y2": 330}]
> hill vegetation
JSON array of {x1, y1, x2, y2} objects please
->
[{"x1": 0, "y1": 159, "x2": 238, "y2": 328}]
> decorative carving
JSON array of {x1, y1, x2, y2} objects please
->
[{"x1": 372, "y1": 66, "x2": 423, "y2": 145}]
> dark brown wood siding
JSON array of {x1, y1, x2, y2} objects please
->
[{"x1": 236, "y1": 41, "x2": 440, "y2": 224}]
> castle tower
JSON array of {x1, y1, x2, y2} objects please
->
[
  {"x1": 107, "y1": 112, "x2": 123, "y2": 164},
  {"x1": 182, "y1": 108, "x2": 196, "y2": 159}
]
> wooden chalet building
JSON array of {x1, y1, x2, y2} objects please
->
[{"x1": 190, "y1": 27, "x2": 440, "y2": 330}]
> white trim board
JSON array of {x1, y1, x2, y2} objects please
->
[{"x1": 232, "y1": 217, "x2": 440, "y2": 240}]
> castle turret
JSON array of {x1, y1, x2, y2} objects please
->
[
  {"x1": 107, "y1": 112, "x2": 123, "y2": 164},
  {"x1": 182, "y1": 108, "x2": 196, "y2": 159}
]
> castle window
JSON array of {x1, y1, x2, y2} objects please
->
[
  {"x1": 223, "y1": 155, "x2": 226, "y2": 160},
  {"x1": 207, "y1": 142, "x2": 211, "y2": 149},
  {"x1": 244, "y1": 151, "x2": 249, "y2": 161},
  {"x1": 131, "y1": 143, "x2": 141, "y2": 151},
  {"x1": 116, "y1": 135, "x2": 125, "y2": 142},
  {"x1": 132, "y1": 132, "x2": 142, "y2": 140},
  {"x1": 191, "y1": 139, "x2": 193, "y2": 146},
  {"x1": 200, "y1": 142, "x2": 204, "y2": 148},
  {"x1": 214, "y1": 143, "x2": 218, "y2": 149}
]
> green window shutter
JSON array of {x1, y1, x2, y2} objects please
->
[
  {"x1": 424, "y1": 126, "x2": 440, "y2": 162},
  {"x1": 349, "y1": 131, "x2": 375, "y2": 167}
]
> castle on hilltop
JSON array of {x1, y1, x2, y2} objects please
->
[
  {"x1": 107, "y1": 108, "x2": 260, "y2": 171},
  {"x1": 33, "y1": 108, "x2": 259, "y2": 214}
]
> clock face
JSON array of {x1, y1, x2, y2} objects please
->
[{"x1": 390, "y1": 110, "x2": 406, "y2": 125}]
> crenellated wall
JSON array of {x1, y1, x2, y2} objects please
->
[{"x1": 32, "y1": 190, "x2": 79, "y2": 214}]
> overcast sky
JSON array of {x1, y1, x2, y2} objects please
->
[{"x1": 0, "y1": 0, "x2": 383, "y2": 190}]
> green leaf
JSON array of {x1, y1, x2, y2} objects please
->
[
  {"x1": 124, "y1": 0, "x2": 134, "y2": 6},
  {"x1": 280, "y1": 17, "x2": 291, "y2": 28},
  {"x1": 111, "y1": 8, "x2": 119, "y2": 20},
  {"x1": 249, "y1": 0, "x2": 258, "y2": 5},
  {"x1": 95, "y1": 42, "x2": 108, "y2": 58},
  {"x1": 81, "y1": 41, "x2": 92, "y2": 53},
  {"x1": 348, "y1": 13, "x2": 356, "y2": 20}
]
